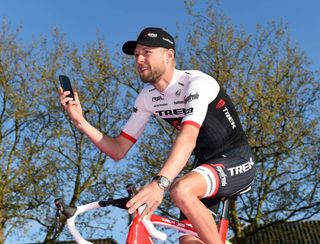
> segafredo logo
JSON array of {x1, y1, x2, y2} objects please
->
[
  {"x1": 147, "y1": 32, "x2": 157, "y2": 38},
  {"x1": 184, "y1": 92, "x2": 199, "y2": 103}
]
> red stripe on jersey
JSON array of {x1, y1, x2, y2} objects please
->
[
  {"x1": 181, "y1": 120, "x2": 201, "y2": 129},
  {"x1": 120, "y1": 131, "x2": 137, "y2": 143},
  {"x1": 201, "y1": 164, "x2": 220, "y2": 198}
]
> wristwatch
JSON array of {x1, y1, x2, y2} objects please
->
[{"x1": 152, "y1": 175, "x2": 171, "y2": 191}]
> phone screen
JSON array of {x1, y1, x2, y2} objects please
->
[{"x1": 59, "y1": 75, "x2": 74, "y2": 100}]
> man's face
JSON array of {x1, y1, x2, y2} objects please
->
[{"x1": 134, "y1": 44, "x2": 167, "y2": 85}]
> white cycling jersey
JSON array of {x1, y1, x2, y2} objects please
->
[{"x1": 121, "y1": 69, "x2": 248, "y2": 162}]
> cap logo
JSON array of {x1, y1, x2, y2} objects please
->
[
  {"x1": 162, "y1": 37, "x2": 173, "y2": 45},
  {"x1": 146, "y1": 32, "x2": 158, "y2": 38}
]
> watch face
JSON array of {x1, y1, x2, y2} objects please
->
[
  {"x1": 159, "y1": 176, "x2": 170, "y2": 189},
  {"x1": 153, "y1": 175, "x2": 171, "y2": 190}
]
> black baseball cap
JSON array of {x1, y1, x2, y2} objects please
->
[{"x1": 122, "y1": 27, "x2": 175, "y2": 55}]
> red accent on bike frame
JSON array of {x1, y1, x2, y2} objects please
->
[
  {"x1": 180, "y1": 219, "x2": 192, "y2": 226},
  {"x1": 126, "y1": 215, "x2": 153, "y2": 244},
  {"x1": 150, "y1": 215, "x2": 195, "y2": 232},
  {"x1": 219, "y1": 219, "x2": 229, "y2": 243}
]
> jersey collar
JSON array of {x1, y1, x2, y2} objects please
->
[{"x1": 161, "y1": 69, "x2": 183, "y2": 98}]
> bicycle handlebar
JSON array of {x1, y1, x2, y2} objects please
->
[
  {"x1": 67, "y1": 202, "x2": 101, "y2": 244},
  {"x1": 138, "y1": 204, "x2": 168, "y2": 241},
  {"x1": 54, "y1": 185, "x2": 168, "y2": 243}
]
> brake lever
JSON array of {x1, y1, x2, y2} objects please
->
[
  {"x1": 53, "y1": 207, "x2": 62, "y2": 238},
  {"x1": 126, "y1": 184, "x2": 138, "y2": 226},
  {"x1": 128, "y1": 209, "x2": 135, "y2": 226},
  {"x1": 126, "y1": 184, "x2": 138, "y2": 198}
]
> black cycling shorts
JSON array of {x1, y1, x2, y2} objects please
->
[{"x1": 179, "y1": 145, "x2": 256, "y2": 220}]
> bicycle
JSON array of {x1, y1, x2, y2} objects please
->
[{"x1": 54, "y1": 184, "x2": 251, "y2": 243}]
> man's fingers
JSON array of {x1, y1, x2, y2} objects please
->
[
  {"x1": 127, "y1": 193, "x2": 151, "y2": 215},
  {"x1": 61, "y1": 97, "x2": 74, "y2": 107},
  {"x1": 127, "y1": 196, "x2": 144, "y2": 214},
  {"x1": 126, "y1": 184, "x2": 162, "y2": 216},
  {"x1": 74, "y1": 90, "x2": 79, "y2": 100},
  {"x1": 139, "y1": 204, "x2": 153, "y2": 220},
  {"x1": 60, "y1": 90, "x2": 72, "y2": 105}
]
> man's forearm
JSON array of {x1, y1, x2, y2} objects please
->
[
  {"x1": 158, "y1": 124, "x2": 199, "y2": 181},
  {"x1": 76, "y1": 119, "x2": 132, "y2": 160}
]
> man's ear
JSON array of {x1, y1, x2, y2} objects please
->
[{"x1": 168, "y1": 49, "x2": 175, "y2": 60}]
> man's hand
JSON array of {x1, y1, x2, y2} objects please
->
[
  {"x1": 126, "y1": 181, "x2": 164, "y2": 220},
  {"x1": 59, "y1": 87, "x2": 84, "y2": 128}
]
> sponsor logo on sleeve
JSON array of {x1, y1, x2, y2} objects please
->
[
  {"x1": 215, "y1": 99, "x2": 226, "y2": 109},
  {"x1": 184, "y1": 92, "x2": 199, "y2": 103},
  {"x1": 222, "y1": 107, "x2": 236, "y2": 129}
]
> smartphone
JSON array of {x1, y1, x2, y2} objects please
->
[{"x1": 59, "y1": 75, "x2": 75, "y2": 101}]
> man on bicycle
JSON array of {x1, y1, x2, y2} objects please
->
[{"x1": 59, "y1": 27, "x2": 256, "y2": 244}]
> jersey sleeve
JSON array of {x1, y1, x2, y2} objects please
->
[
  {"x1": 121, "y1": 91, "x2": 151, "y2": 143},
  {"x1": 181, "y1": 75, "x2": 220, "y2": 128}
]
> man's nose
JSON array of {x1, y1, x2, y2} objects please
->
[{"x1": 135, "y1": 54, "x2": 145, "y2": 64}]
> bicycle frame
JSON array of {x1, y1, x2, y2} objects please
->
[
  {"x1": 54, "y1": 185, "x2": 233, "y2": 244},
  {"x1": 126, "y1": 210, "x2": 199, "y2": 243}
]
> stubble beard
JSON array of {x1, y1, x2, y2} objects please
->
[{"x1": 139, "y1": 65, "x2": 166, "y2": 85}]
